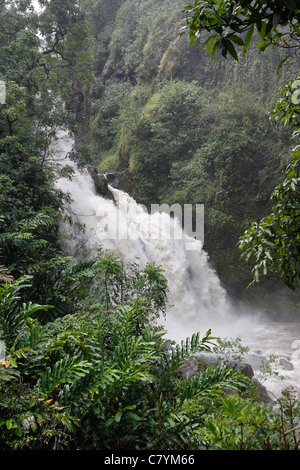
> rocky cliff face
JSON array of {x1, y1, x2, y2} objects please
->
[{"x1": 87, "y1": 166, "x2": 134, "y2": 199}]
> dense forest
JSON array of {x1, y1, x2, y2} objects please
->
[
  {"x1": 1, "y1": 0, "x2": 300, "y2": 452},
  {"x1": 78, "y1": 0, "x2": 300, "y2": 313}
]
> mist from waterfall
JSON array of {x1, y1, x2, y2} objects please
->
[{"x1": 51, "y1": 130, "x2": 300, "y2": 398}]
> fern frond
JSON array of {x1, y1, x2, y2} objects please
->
[
  {"x1": 180, "y1": 365, "x2": 252, "y2": 403},
  {"x1": 166, "y1": 330, "x2": 216, "y2": 371},
  {"x1": 17, "y1": 213, "x2": 55, "y2": 233},
  {"x1": 111, "y1": 304, "x2": 142, "y2": 340},
  {"x1": 151, "y1": 330, "x2": 217, "y2": 401},
  {"x1": 0, "y1": 364, "x2": 20, "y2": 382},
  {"x1": 0, "y1": 277, "x2": 50, "y2": 349},
  {"x1": 36, "y1": 355, "x2": 93, "y2": 395},
  {"x1": 108, "y1": 335, "x2": 158, "y2": 391},
  {"x1": 0, "y1": 266, "x2": 14, "y2": 285}
]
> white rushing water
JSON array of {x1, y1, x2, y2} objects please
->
[{"x1": 51, "y1": 131, "x2": 300, "y2": 399}]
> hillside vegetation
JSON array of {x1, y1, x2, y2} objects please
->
[
  {"x1": 0, "y1": 0, "x2": 300, "y2": 451},
  {"x1": 79, "y1": 0, "x2": 299, "y2": 312}
]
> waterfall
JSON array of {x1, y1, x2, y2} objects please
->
[
  {"x1": 107, "y1": 184, "x2": 238, "y2": 338},
  {"x1": 51, "y1": 131, "x2": 237, "y2": 338},
  {"x1": 51, "y1": 130, "x2": 300, "y2": 398}
]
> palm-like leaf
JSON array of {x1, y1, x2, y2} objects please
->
[
  {"x1": 150, "y1": 330, "x2": 217, "y2": 401},
  {"x1": 179, "y1": 365, "x2": 251, "y2": 402},
  {"x1": 37, "y1": 354, "x2": 93, "y2": 395},
  {"x1": 0, "y1": 277, "x2": 50, "y2": 350}
]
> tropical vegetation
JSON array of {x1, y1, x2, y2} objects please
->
[{"x1": 0, "y1": 0, "x2": 300, "y2": 451}]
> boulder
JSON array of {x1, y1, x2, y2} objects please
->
[
  {"x1": 177, "y1": 359, "x2": 200, "y2": 380},
  {"x1": 252, "y1": 378, "x2": 273, "y2": 403},
  {"x1": 86, "y1": 166, "x2": 114, "y2": 200},
  {"x1": 103, "y1": 169, "x2": 134, "y2": 194},
  {"x1": 94, "y1": 175, "x2": 114, "y2": 200},
  {"x1": 279, "y1": 357, "x2": 294, "y2": 371},
  {"x1": 227, "y1": 361, "x2": 255, "y2": 379}
]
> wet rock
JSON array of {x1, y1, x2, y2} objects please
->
[
  {"x1": 279, "y1": 357, "x2": 294, "y2": 371},
  {"x1": 103, "y1": 169, "x2": 133, "y2": 193},
  {"x1": 94, "y1": 176, "x2": 115, "y2": 200},
  {"x1": 178, "y1": 359, "x2": 199, "y2": 380},
  {"x1": 227, "y1": 361, "x2": 255, "y2": 379},
  {"x1": 246, "y1": 354, "x2": 267, "y2": 370},
  {"x1": 87, "y1": 166, "x2": 114, "y2": 200},
  {"x1": 252, "y1": 378, "x2": 273, "y2": 403}
]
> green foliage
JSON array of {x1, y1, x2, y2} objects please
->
[
  {"x1": 0, "y1": 0, "x2": 99, "y2": 318},
  {"x1": 31, "y1": 308, "x2": 252, "y2": 451},
  {"x1": 202, "y1": 394, "x2": 274, "y2": 450},
  {"x1": 271, "y1": 72, "x2": 300, "y2": 130},
  {"x1": 0, "y1": 255, "x2": 169, "y2": 449},
  {"x1": 256, "y1": 354, "x2": 286, "y2": 385},
  {"x1": 37, "y1": 354, "x2": 93, "y2": 396},
  {"x1": 1, "y1": 0, "x2": 300, "y2": 451},
  {"x1": 85, "y1": 0, "x2": 296, "y2": 303},
  {"x1": 86, "y1": 255, "x2": 169, "y2": 321},
  {"x1": 184, "y1": 1, "x2": 300, "y2": 62},
  {"x1": 213, "y1": 336, "x2": 250, "y2": 364},
  {"x1": 85, "y1": 0, "x2": 292, "y2": 300},
  {"x1": 2, "y1": 255, "x2": 283, "y2": 451},
  {"x1": 203, "y1": 386, "x2": 300, "y2": 450},
  {"x1": 0, "y1": 276, "x2": 50, "y2": 352},
  {"x1": 0, "y1": 381, "x2": 77, "y2": 450},
  {"x1": 239, "y1": 149, "x2": 300, "y2": 290},
  {"x1": 0, "y1": 213, "x2": 57, "y2": 276},
  {"x1": 183, "y1": 2, "x2": 300, "y2": 291}
]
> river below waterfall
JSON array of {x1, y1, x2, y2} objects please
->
[{"x1": 51, "y1": 131, "x2": 300, "y2": 400}]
